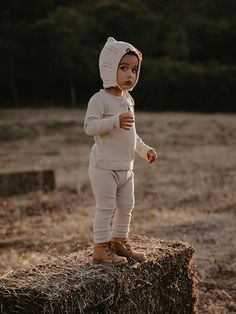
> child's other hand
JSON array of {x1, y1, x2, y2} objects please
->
[
  {"x1": 147, "y1": 149, "x2": 157, "y2": 163},
  {"x1": 119, "y1": 113, "x2": 135, "y2": 130}
]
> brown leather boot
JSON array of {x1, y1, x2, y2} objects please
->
[
  {"x1": 111, "y1": 238, "x2": 147, "y2": 262},
  {"x1": 93, "y1": 242, "x2": 128, "y2": 266}
]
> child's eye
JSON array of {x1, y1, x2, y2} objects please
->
[
  {"x1": 132, "y1": 68, "x2": 138, "y2": 73},
  {"x1": 120, "y1": 65, "x2": 127, "y2": 71}
]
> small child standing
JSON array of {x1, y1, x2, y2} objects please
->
[{"x1": 84, "y1": 37, "x2": 157, "y2": 265}]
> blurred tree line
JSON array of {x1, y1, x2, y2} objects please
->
[{"x1": 0, "y1": 0, "x2": 236, "y2": 111}]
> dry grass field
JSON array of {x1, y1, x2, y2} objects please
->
[{"x1": 0, "y1": 108, "x2": 235, "y2": 313}]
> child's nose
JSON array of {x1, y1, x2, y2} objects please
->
[{"x1": 127, "y1": 70, "x2": 134, "y2": 78}]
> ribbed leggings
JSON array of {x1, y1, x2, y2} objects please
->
[{"x1": 89, "y1": 160, "x2": 134, "y2": 243}]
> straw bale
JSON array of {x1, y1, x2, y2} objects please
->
[
  {"x1": 0, "y1": 236, "x2": 198, "y2": 313},
  {"x1": 0, "y1": 170, "x2": 55, "y2": 196}
]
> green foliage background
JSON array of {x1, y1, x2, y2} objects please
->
[{"x1": 0, "y1": 0, "x2": 235, "y2": 111}]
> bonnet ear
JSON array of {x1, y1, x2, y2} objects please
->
[{"x1": 106, "y1": 37, "x2": 116, "y2": 44}]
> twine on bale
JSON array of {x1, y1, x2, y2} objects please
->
[{"x1": 0, "y1": 236, "x2": 198, "y2": 313}]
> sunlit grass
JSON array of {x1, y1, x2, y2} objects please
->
[
  {"x1": 0, "y1": 120, "x2": 90, "y2": 143},
  {"x1": 0, "y1": 124, "x2": 39, "y2": 142}
]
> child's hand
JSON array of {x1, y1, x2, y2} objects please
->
[
  {"x1": 147, "y1": 149, "x2": 157, "y2": 163},
  {"x1": 119, "y1": 113, "x2": 135, "y2": 130}
]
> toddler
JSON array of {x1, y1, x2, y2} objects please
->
[{"x1": 84, "y1": 37, "x2": 157, "y2": 265}]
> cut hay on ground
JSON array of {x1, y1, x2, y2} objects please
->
[{"x1": 0, "y1": 236, "x2": 198, "y2": 313}]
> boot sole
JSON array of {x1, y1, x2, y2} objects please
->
[
  {"x1": 112, "y1": 253, "x2": 147, "y2": 263},
  {"x1": 93, "y1": 260, "x2": 127, "y2": 266}
]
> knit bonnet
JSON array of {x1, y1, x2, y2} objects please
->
[{"x1": 99, "y1": 37, "x2": 142, "y2": 90}]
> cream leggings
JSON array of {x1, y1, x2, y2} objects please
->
[{"x1": 89, "y1": 161, "x2": 134, "y2": 244}]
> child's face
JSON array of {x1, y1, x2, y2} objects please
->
[{"x1": 117, "y1": 53, "x2": 139, "y2": 91}]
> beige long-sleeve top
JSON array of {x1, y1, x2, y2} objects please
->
[{"x1": 84, "y1": 89, "x2": 153, "y2": 170}]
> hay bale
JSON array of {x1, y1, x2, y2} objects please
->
[
  {"x1": 0, "y1": 236, "x2": 198, "y2": 313},
  {"x1": 0, "y1": 170, "x2": 55, "y2": 196}
]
